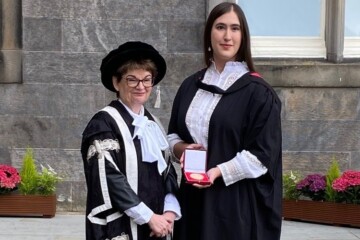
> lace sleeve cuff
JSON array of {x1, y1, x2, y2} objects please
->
[{"x1": 218, "y1": 150, "x2": 268, "y2": 186}]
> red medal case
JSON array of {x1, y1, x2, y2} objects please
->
[{"x1": 183, "y1": 148, "x2": 211, "y2": 185}]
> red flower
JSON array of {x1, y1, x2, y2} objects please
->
[
  {"x1": 0, "y1": 164, "x2": 21, "y2": 194},
  {"x1": 333, "y1": 170, "x2": 360, "y2": 192},
  {"x1": 332, "y1": 170, "x2": 360, "y2": 204}
]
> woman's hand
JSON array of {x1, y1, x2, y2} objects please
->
[
  {"x1": 162, "y1": 211, "x2": 176, "y2": 233},
  {"x1": 192, "y1": 167, "x2": 222, "y2": 189},
  {"x1": 148, "y1": 213, "x2": 172, "y2": 238},
  {"x1": 207, "y1": 166, "x2": 222, "y2": 183}
]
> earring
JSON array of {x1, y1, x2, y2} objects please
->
[{"x1": 208, "y1": 46, "x2": 211, "y2": 52}]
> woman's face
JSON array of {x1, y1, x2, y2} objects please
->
[
  {"x1": 113, "y1": 69, "x2": 153, "y2": 113},
  {"x1": 210, "y1": 9, "x2": 241, "y2": 66}
]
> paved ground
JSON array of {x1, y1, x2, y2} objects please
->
[{"x1": 0, "y1": 213, "x2": 360, "y2": 240}]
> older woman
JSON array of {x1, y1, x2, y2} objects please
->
[{"x1": 81, "y1": 41, "x2": 180, "y2": 240}]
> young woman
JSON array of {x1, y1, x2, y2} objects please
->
[{"x1": 168, "y1": 3, "x2": 282, "y2": 240}]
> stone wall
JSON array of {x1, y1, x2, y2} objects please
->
[
  {"x1": 257, "y1": 60, "x2": 360, "y2": 176},
  {"x1": 0, "y1": 0, "x2": 359, "y2": 212},
  {"x1": 1, "y1": 0, "x2": 206, "y2": 212}
]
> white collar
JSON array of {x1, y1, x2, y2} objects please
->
[{"x1": 118, "y1": 99, "x2": 168, "y2": 174}]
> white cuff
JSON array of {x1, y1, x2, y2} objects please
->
[
  {"x1": 218, "y1": 150, "x2": 268, "y2": 186},
  {"x1": 124, "y1": 202, "x2": 154, "y2": 225},
  {"x1": 167, "y1": 133, "x2": 184, "y2": 161},
  {"x1": 167, "y1": 133, "x2": 183, "y2": 152},
  {"x1": 163, "y1": 194, "x2": 182, "y2": 220}
]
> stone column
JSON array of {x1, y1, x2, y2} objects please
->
[
  {"x1": 0, "y1": 0, "x2": 22, "y2": 83},
  {"x1": 325, "y1": 0, "x2": 345, "y2": 63}
]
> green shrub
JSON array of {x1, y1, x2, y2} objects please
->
[
  {"x1": 325, "y1": 157, "x2": 341, "y2": 202},
  {"x1": 37, "y1": 165, "x2": 62, "y2": 195},
  {"x1": 19, "y1": 148, "x2": 39, "y2": 195},
  {"x1": 283, "y1": 171, "x2": 302, "y2": 200},
  {"x1": 19, "y1": 147, "x2": 62, "y2": 196}
]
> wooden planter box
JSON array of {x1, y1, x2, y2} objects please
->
[
  {"x1": 283, "y1": 199, "x2": 360, "y2": 228},
  {"x1": 0, "y1": 193, "x2": 56, "y2": 218}
]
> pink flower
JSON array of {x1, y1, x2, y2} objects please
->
[
  {"x1": 332, "y1": 170, "x2": 360, "y2": 204},
  {"x1": 0, "y1": 164, "x2": 21, "y2": 194},
  {"x1": 333, "y1": 170, "x2": 360, "y2": 192}
]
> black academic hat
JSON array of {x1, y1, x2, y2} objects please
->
[{"x1": 100, "y1": 41, "x2": 167, "y2": 92}]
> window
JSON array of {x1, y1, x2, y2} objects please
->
[
  {"x1": 205, "y1": 0, "x2": 360, "y2": 62},
  {"x1": 237, "y1": 0, "x2": 325, "y2": 58},
  {"x1": 344, "y1": 0, "x2": 360, "y2": 58}
]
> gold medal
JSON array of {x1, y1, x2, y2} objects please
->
[{"x1": 190, "y1": 173, "x2": 204, "y2": 180}]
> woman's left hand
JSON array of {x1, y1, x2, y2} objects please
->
[
  {"x1": 207, "y1": 166, "x2": 222, "y2": 183},
  {"x1": 149, "y1": 211, "x2": 176, "y2": 237},
  {"x1": 163, "y1": 211, "x2": 176, "y2": 227},
  {"x1": 192, "y1": 167, "x2": 222, "y2": 189}
]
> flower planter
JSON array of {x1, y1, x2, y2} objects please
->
[
  {"x1": 0, "y1": 193, "x2": 56, "y2": 218},
  {"x1": 283, "y1": 199, "x2": 360, "y2": 228}
]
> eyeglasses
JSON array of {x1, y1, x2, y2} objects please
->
[{"x1": 124, "y1": 76, "x2": 154, "y2": 88}]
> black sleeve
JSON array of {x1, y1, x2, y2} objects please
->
[
  {"x1": 81, "y1": 113, "x2": 142, "y2": 214},
  {"x1": 163, "y1": 160, "x2": 179, "y2": 197},
  {"x1": 244, "y1": 82, "x2": 282, "y2": 181}
]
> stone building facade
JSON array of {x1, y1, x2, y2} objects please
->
[{"x1": 0, "y1": 0, "x2": 359, "y2": 212}]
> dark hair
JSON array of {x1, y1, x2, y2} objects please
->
[
  {"x1": 113, "y1": 59, "x2": 157, "y2": 97},
  {"x1": 203, "y1": 2, "x2": 255, "y2": 72}
]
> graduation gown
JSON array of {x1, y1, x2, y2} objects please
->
[
  {"x1": 169, "y1": 69, "x2": 282, "y2": 240},
  {"x1": 81, "y1": 100, "x2": 178, "y2": 240}
]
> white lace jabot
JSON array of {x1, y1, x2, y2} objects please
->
[{"x1": 120, "y1": 100, "x2": 168, "y2": 174}]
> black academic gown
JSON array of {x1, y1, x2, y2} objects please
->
[
  {"x1": 81, "y1": 100, "x2": 178, "y2": 240},
  {"x1": 169, "y1": 69, "x2": 282, "y2": 240}
]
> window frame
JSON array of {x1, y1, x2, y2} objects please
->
[{"x1": 208, "y1": 0, "x2": 357, "y2": 62}]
